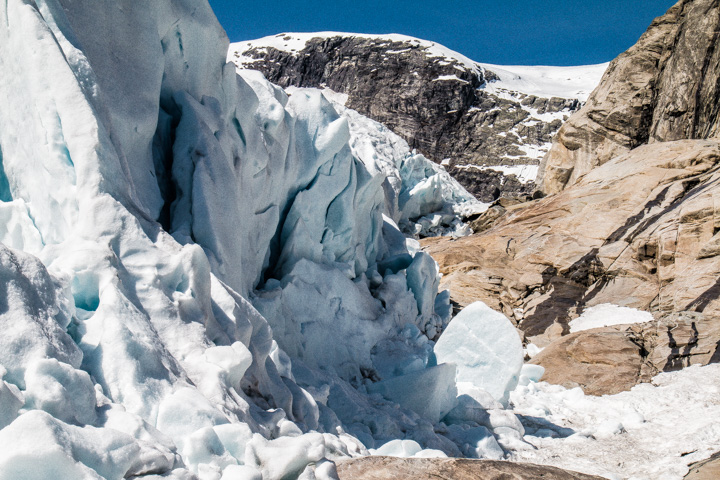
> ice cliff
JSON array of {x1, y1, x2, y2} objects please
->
[{"x1": 0, "y1": 1, "x2": 522, "y2": 478}]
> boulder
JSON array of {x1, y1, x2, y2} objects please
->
[
  {"x1": 336, "y1": 456, "x2": 606, "y2": 480},
  {"x1": 530, "y1": 310, "x2": 720, "y2": 395},
  {"x1": 529, "y1": 327, "x2": 648, "y2": 395}
]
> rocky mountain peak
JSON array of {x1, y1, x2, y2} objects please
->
[
  {"x1": 540, "y1": 0, "x2": 720, "y2": 194},
  {"x1": 424, "y1": 0, "x2": 720, "y2": 403},
  {"x1": 230, "y1": 33, "x2": 606, "y2": 202}
]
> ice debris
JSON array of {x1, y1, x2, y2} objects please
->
[
  {"x1": 0, "y1": 0, "x2": 525, "y2": 477},
  {"x1": 282, "y1": 86, "x2": 489, "y2": 238},
  {"x1": 434, "y1": 302, "x2": 524, "y2": 405}
]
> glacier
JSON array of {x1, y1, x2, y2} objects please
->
[
  {"x1": 0, "y1": 0, "x2": 527, "y2": 478},
  {"x1": 280, "y1": 85, "x2": 488, "y2": 238}
]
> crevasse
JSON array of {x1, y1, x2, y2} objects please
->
[{"x1": 0, "y1": 0, "x2": 520, "y2": 478}]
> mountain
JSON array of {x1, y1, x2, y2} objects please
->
[
  {"x1": 230, "y1": 33, "x2": 607, "y2": 202},
  {"x1": 424, "y1": 0, "x2": 720, "y2": 384},
  {"x1": 540, "y1": 0, "x2": 720, "y2": 195},
  {"x1": 3, "y1": 0, "x2": 720, "y2": 479}
]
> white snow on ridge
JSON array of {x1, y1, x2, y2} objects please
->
[
  {"x1": 230, "y1": 33, "x2": 608, "y2": 102},
  {"x1": 480, "y1": 63, "x2": 609, "y2": 101},
  {"x1": 231, "y1": 31, "x2": 483, "y2": 73}
]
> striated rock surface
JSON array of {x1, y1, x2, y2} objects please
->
[
  {"x1": 423, "y1": 0, "x2": 720, "y2": 397},
  {"x1": 529, "y1": 327, "x2": 649, "y2": 396},
  {"x1": 531, "y1": 310, "x2": 720, "y2": 395},
  {"x1": 540, "y1": 0, "x2": 720, "y2": 194},
  {"x1": 336, "y1": 456, "x2": 605, "y2": 480},
  {"x1": 230, "y1": 33, "x2": 603, "y2": 201},
  {"x1": 423, "y1": 139, "x2": 720, "y2": 351},
  {"x1": 686, "y1": 452, "x2": 720, "y2": 479}
]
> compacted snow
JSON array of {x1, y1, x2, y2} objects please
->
[
  {"x1": 569, "y1": 304, "x2": 655, "y2": 333},
  {"x1": 480, "y1": 63, "x2": 609, "y2": 102},
  {"x1": 510, "y1": 364, "x2": 720, "y2": 480}
]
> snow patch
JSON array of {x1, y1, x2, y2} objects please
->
[
  {"x1": 511, "y1": 364, "x2": 720, "y2": 479},
  {"x1": 480, "y1": 63, "x2": 609, "y2": 101},
  {"x1": 569, "y1": 304, "x2": 654, "y2": 333}
]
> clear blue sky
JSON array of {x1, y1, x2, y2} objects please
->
[{"x1": 208, "y1": 0, "x2": 677, "y2": 66}]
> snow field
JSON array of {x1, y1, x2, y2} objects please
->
[{"x1": 510, "y1": 364, "x2": 720, "y2": 479}]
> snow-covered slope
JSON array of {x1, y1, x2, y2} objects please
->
[
  {"x1": 232, "y1": 32, "x2": 607, "y2": 101},
  {"x1": 511, "y1": 363, "x2": 720, "y2": 479},
  {"x1": 480, "y1": 63, "x2": 608, "y2": 102}
]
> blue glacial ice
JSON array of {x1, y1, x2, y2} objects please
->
[{"x1": 0, "y1": 0, "x2": 527, "y2": 477}]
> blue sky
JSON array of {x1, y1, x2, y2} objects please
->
[{"x1": 208, "y1": 0, "x2": 677, "y2": 66}]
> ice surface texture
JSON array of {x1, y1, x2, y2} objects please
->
[
  {"x1": 0, "y1": 0, "x2": 522, "y2": 478},
  {"x1": 434, "y1": 302, "x2": 524, "y2": 405}
]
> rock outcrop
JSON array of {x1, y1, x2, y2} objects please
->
[
  {"x1": 423, "y1": 139, "x2": 720, "y2": 359},
  {"x1": 531, "y1": 310, "x2": 720, "y2": 394},
  {"x1": 230, "y1": 34, "x2": 600, "y2": 201},
  {"x1": 540, "y1": 0, "x2": 720, "y2": 194},
  {"x1": 686, "y1": 452, "x2": 720, "y2": 480},
  {"x1": 529, "y1": 327, "x2": 649, "y2": 396},
  {"x1": 337, "y1": 456, "x2": 605, "y2": 480},
  {"x1": 423, "y1": 0, "x2": 720, "y2": 395}
]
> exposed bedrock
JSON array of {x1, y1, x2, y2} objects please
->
[
  {"x1": 336, "y1": 456, "x2": 605, "y2": 480},
  {"x1": 424, "y1": 0, "x2": 720, "y2": 396},
  {"x1": 540, "y1": 0, "x2": 720, "y2": 194},
  {"x1": 423, "y1": 139, "x2": 720, "y2": 387}
]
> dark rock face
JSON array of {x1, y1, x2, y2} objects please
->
[
  {"x1": 447, "y1": 167, "x2": 535, "y2": 203},
  {"x1": 231, "y1": 35, "x2": 580, "y2": 200},
  {"x1": 541, "y1": 0, "x2": 720, "y2": 194}
]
